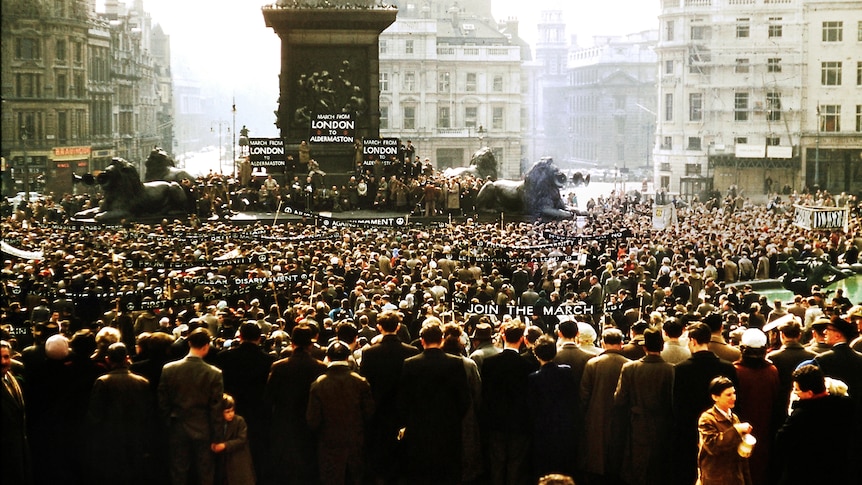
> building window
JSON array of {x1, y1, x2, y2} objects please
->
[
  {"x1": 74, "y1": 74, "x2": 83, "y2": 98},
  {"x1": 691, "y1": 25, "x2": 705, "y2": 40},
  {"x1": 617, "y1": 144, "x2": 625, "y2": 162},
  {"x1": 74, "y1": 42, "x2": 82, "y2": 63},
  {"x1": 766, "y1": 137, "x2": 780, "y2": 146},
  {"x1": 15, "y1": 38, "x2": 41, "y2": 60},
  {"x1": 380, "y1": 72, "x2": 389, "y2": 91},
  {"x1": 16, "y1": 73, "x2": 41, "y2": 98},
  {"x1": 735, "y1": 92, "x2": 749, "y2": 121},
  {"x1": 58, "y1": 111, "x2": 68, "y2": 143},
  {"x1": 379, "y1": 106, "x2": 388, "y2": 129},
  {"x1": 465, "y1": 106, "x2": 477, "y2": 128},
  {"x1": 857, "y1": 62, "x2": 861, "y2": 85},
  {"x1": 685, "y1": 163, "x2": 701, "y2": 175},
  {"x1": 766, "y1": 92, "x2": 781, "y2": 121},
  {"x1": 57, "y1": 73, "x2": 67, "y2": 98},
  {"x1": 665, "y1": 60, "x2": 673, "y2": 75},
  {"x1": 687, "y1": 137, "x2": 701, "y2": 150},
  {"x1": 856, "y1": 105, "x2": 861, "y2": 132},
  {"x1": 689, "y1": 49, "x2": 710, "y2": 73},
  {"x1": 822, "y1": 21, "x2": 843, "y2": 42},
  {"x1": 768, "y1": 18, "x2": 783, "y2": 38},
  {"x1": 403, "y1": 106, "x2": 415, "y2": 130},
  {"x1": 666, "y1": 20, "x2": 674, "y2": 41},
  {"x1": 76, "y1": 109, "x2": 85, "y2": 139},
  {"x1": 379, "y1": 40, "x2": 388, "y2": 54},
  {"x1": 689, "y1": 93, "x2": 703, "y2": 121},
  {"x1": 405, "y1": 40, "x2": 414, "y2": 54},
  {"x1": 735, "y1": 58, "x2": 750, "y2": 73},
  {"x1": 858, "y1": 21, "x2": 862, "y2": 41},
  {"x1": 466, "y1": 73, "x2": 477, "y2": 92},
  {"x1": 819, "y1": 104, "x2": 840, "y2": 132},
  {"x1": 438, "y1": 71, "x2": 450, "y2": 92},
  {"x1": 403, "y1": 71, "x2": 416, "y2": 91},
  {"x1": 735, "y1": 137, "x2": 748, "y2": 145},
  {"x1": 664, "y1": 93, "x2": 673, "y2": 121},
  {"x1": 736, "y1": 18, "x2": 750, "y2": 38},
  {"x1": 768, "y1": 58, "x2": 782, "y2": 73},
  {"x1": 492, "y1": 107, "x2": 504, "y2": 130},
  {"x1": 56, "y1": 39, "x2": 66, "y2": 62},
  {"x1": 492, "y1": 75, "x2": 503, "y2": 92},
  {"x1": 661, "y1": 136, "x2": 672, "y2": 150},
  {"x1": 614, "y1": 95, "x2": 626, "y2": 110},
  {"x1": 615, "y1": 116, "x2": 626, "y2": 135},
  {"x1": 821, "y1": 62, "x2": 842, "y2": 85},
  {"x1": 438, "y1": 106, "x2": 450, "y2": 128}
]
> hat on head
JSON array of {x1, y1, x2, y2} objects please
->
[
  {"x1": 472, "y1": 323, "x2": 493, "y2": 341},
  {"x1": 740, "y1": 328, "x2": 767, "y2": 348},
  {"x1": 45, "y1": 334, "x2": 70, "y2": 360},
  {"x1": 762, "y1": 313, "x2": 796, "y2": 333},
  {"x1": 843, "y1": 305, "x2": 862, "y2": 320},
  {"x1": 642, "y1": 327, "x2": 664, "y2": 352},
  {"x1": 826, "y1": 316, "x2": 858, "y2": 340},
  {"x1": 810, "y1": 317, "x2": 831, "y2": 331}
]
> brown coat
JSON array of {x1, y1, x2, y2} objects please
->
[
  {"x1": 307, "y1": 364, "x2": 375, "y2": 485},
  {"x1": 697, "y1": 407, "x2": 752, "y2": 485},
  {"x1": 579, "y1": 350, "x2": 630, "y2": 476}
]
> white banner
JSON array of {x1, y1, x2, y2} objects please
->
[
  {"x1": 1, "y1": 240, "x2": 44, "y2": 260},
  {"x1": 652, "y1": 203, "x2": 677, "y2": 230},
  {"x1": 792, "y1": 205, "x2": 848, "y2": 231}
]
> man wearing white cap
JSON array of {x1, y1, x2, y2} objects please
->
[{"x1": 733, "y1": 328, "x2": 780, "y2": 485}]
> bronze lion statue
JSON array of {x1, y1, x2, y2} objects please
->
[
  {"x1": 475, "y1": 157, "x2": 580, "y2": 220},
  {"x1": 72, "y1": 158, "x2": 190, "y2": 222},
  {"x1": 443, "y1": 146, "x2": 498, "y2": 181},
  {"x1": 145, "y1": 146, "x2": 195, "y2": 183}
]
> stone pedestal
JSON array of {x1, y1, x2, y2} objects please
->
[{"x1": 263, "y1": 6, "x2": 396, "y2": 184}]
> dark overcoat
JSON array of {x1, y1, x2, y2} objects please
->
[
  {"x1": 397, "y1": 347, "x2": 470, "y2": 484},
  {"x1": 613, "y1": 354, "x2": 674, "y2": 485}
]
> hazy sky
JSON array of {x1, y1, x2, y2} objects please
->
[{"x1": 105, "y1": 1, "x2": 659, "y2": 137}]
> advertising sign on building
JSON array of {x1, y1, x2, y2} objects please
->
[
  {"x1": 247, "y1": 138, "x2": 286, "y2": 167},
  {"x1": 735, "y1": 144, "x2": 766, "y2": 158},
  {"x1": 309, "y1": 113, "x2": 354, "y2": 143},
  {"x1": 52, "y1": 146, "x2": 91, "y2": 161},
  {"x1": 362, "y1": 137, "x2": 401, "y2": 166}
]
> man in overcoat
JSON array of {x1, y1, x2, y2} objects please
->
[
  {"x1": 397, "y1": 321, "x2": 470, "y2": 484},
  {"x1": 265, "y1": 325, "x2": 326, "y2": 485},
  {"x1": 613, "y1": 327, "x2": 674, "y2": 485},
  {"x1": 158, "y1": 328, "x2": 224, "y2": 485}
]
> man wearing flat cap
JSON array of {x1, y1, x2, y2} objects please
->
[{"x1": 846, "y1": 305, "x2": 862, "y2": 352}]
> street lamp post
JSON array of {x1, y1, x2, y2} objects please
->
[
  {"x1": 20, "y1": 126, "x2": 30, "y2": 202},
  {"x1": 211, "y1": 121, "x2": 229, "y2": 174},
  {"x1": 814, "y1": 104, "x2": 820, "y2": 189},
  {"x1": 232, "y1": 99, "x2": 237, "y2": 178}
]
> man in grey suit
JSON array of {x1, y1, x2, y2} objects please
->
[{"x1": 158, "y1": 328, "x2": 224, "y2": 485}]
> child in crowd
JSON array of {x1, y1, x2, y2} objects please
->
[{"x1": 211, "y1": 394, "x2": 255, "y2": 485}]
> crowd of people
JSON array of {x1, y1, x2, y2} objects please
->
[{"x1": 1, "y1": 171, "x2": 861, "y2": 485}]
